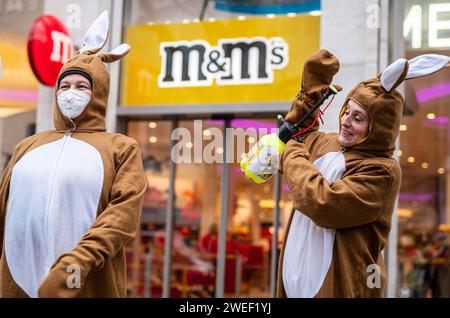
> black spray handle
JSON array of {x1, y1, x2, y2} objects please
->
[{"x1": 277, "y1": 85, "x2": 340, "y2": 143}]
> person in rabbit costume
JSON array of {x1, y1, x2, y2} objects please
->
[
  {"x1": 0, "y1": 12, "x2": 147, "y2": 298},
  {"x1": 276, "y1": 50, "x2": 450, "y2": 298}
]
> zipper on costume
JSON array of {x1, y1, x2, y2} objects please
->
[
  {"x1": 44, "y1": 132, "x2": 71, "y2": 271},
  {"x1": 329, "y1": 148, "x2": 345, "y2": 163}
]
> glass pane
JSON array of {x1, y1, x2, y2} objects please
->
[
  {"x1": 226, "y1": 118, "x2": 278, "y2": 297},
  {"x1": 126, "y1": 120, "x2": 172, "y2": 298},
  {"x1": 396, "y1": 49, "x2": 450, "y2": 298},
  {"x1": 171, "y1": 119, "x2": 224, "y2": 297}
]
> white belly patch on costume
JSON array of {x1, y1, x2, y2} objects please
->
[
  {"x1": 5, "y1": 136, "x2": 104, "y2": 298},
  {"x1": 283, "y1": 150, "x2": 346, "y2": 298}
]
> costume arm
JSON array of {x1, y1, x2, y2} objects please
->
[
  {"x1": 281, "y1": 140, "x2": 399, "y2": 229},
  {"x1": 0, "y1": 139, "x2": 31, "y2": 257}
]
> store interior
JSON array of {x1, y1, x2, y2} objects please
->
[
  {"x1": 395, "y1": 49, "x2": 450, "y2": 298},
  {"x1": 126, "y1": 118, "x2": 293, "y2": 297}
]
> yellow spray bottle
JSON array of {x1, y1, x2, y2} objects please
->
[{"x1": 240, "y1": 85, "x2": 339, "y2": 184}]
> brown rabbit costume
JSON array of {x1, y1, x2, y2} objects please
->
[
  {"x1": 277, "y1": 50, "x2": 450, "y2": 297},
  {"x1": 0, "y1": 12, "x2": 147, "y2": 298}
]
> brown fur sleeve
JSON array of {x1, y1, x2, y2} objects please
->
[
  {"x1": 0, "y1": 135, "x2": 42, "y2": 257},
  {"x1": 38, "y1": 142, "x2": 147, "y2": 297},
  {"x1": 281, "y1": 140, "x2": 401, "y2": 229},
  {"x1": 0, "y1": 157, "x2": 15, "y2": 257}
]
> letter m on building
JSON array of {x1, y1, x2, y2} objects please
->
[{"x1": 158, "y1": 41, "x2": 208, "y2": 87}]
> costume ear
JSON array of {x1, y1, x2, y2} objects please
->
[
  {"x1": 98, "y1": 44, "x2": 131, "y2": 63},
  {"x1": 405, "y1": 54, "x2": 450, "y2": 80},
  {"x1": 380, "y1": 58, "x2": 409, "y2": 92},
  {"x1": 380, "y1": 54, "x2": 450, "y2": 92},
  {"x1": 79, "y1": 11, "x2": 109, "y2": 54}
]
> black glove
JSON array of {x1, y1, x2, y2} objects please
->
[{"x1": 278, "y1": 119, "x2": 302, "y2": 143}]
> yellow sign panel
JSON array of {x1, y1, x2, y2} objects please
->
[
  {"x1": 0, "y1": 38, "x2": 38, "y2": 108},
  {"x1": 122, "y1": 15, "x2": 319, "y2": 106}
]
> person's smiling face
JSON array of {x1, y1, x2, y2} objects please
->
[{"x1": 338, "y1": 99, "x2": 370, "y2": 147}]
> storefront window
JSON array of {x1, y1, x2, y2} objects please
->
[
  {"x1": 126, "y1": 116, "x2": 294, "y2": 297},
  {"x1": 126, "y1": 120, "x2": 172, "y2": 297},
  {"x1": 0, "y1": 0, "x2": 43, "y2": 168},
  {"x1": 121, "y1": 0, "x2": 320, "y2": 298},
  {"x1": 170, "y1": 119, "x2": 224, "y2": 297},
  {"x1": 398, "y1": 0, "x2": 450, "y2": 298},
  {"x1": 227, "y1": 118, "x2": 277, "y2": 297}
]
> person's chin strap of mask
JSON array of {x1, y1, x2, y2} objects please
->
[{"x1": 56, "y1": 88, "x2": 91, "y2": 132}]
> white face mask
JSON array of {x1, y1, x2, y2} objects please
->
[{"x1": 57, "y1": 89, "x2": 90, "y2": 119}]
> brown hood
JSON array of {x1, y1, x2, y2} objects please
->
[
  {"x1": 339, "y1": 75, "x2": 404, "y2": 157},
  {"x1": 54, "y1": 52, "x2": 110, "y2": 132}
]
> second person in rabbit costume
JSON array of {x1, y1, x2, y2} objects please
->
[
  {"x1": 277, "y1": 50, "x2": 450, "y2": 297},
  {"x1": 0, "y1": 12, "x2": 147, "y2": 298}
]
